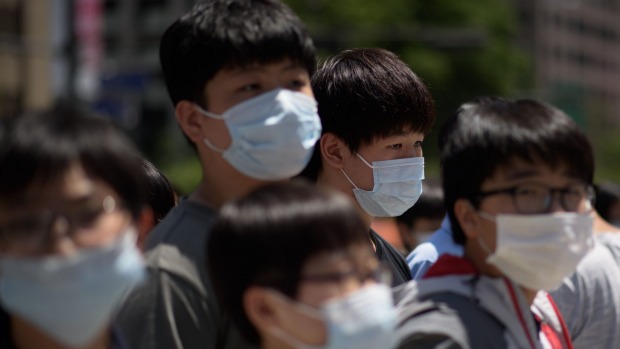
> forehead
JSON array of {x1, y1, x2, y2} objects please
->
[
  {"x1": 362, "y1": 129, "x2": 425, "y2": 146},
  {"x1": 219, "y1": 58, "x2": 308, "y2": 76},
  {"x1": 0, "y1": 163, "x2": 116, "y2": 212},
  {"x1": 302, "y1": 244, "x2": 375, "y2": 274},
  {"x1": 485, "y1": 156, "x2": 578, "y2": 187}
]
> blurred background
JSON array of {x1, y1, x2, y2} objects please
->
[{"x1": 1, "y1": 0, "x2": 619, "y2": 195}]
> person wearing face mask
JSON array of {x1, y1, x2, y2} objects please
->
[
  {"x1": 115, "y1": 2, "x2": 321, "y2": 349},
  {"x1": 0, "y1": 104, "x2": 149, "y2": 349},
  {"x1": 207, "y1": 181, "x2": 397, "y2": 349},
  {"x1": 548, "y1": 199, "x2": 620, "y2": 348},
  {"x1": 299, "y1": 48, "x2": 436, "y2": 287},
  {"x1": 394, "y1": 97, "x2": 594, "y2": 349}
]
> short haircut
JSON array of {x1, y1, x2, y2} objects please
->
[
  {"x1": 160, "y1": 0, "x2": 316, "y2": 108},
  {"x1": 301, "y1": 48, "x2": 435, "y2": 180},
  {"x1": 0, "y1": 103, "x2": 147, "y2": 219},
  {"x1": 142, "y1": 159, "x2": 177, "y2": 224},
  {"x1": 439, "y1": 97, "x2": 595, "y2": 245},
  {"x1": 207, "y1": 180, "x2": 369, "y2": 344},
  {"x1": 396, "y1": 178, "x2": 445, "y2": 228}
]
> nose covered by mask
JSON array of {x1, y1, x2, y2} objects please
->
[
  {"x1": 197, "y1": 88, "x2": 322, "y2": 180},
  {"x1": 478, "y1": 211, "x2": 593, "y2": 291},
  {"x1": 268, "y1": 283, "x2": 398, "y2": 349},
  {"x1": 0, "y1": 230, "x2": 145, "y2": 348},
  {"x1": 342, "y1": 154, "x2": 425, "y2": 217}
]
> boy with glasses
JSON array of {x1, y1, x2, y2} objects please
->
[
  {"x1": 0, "y1": 105, "x2": 148, "y2": 349},
  {"x1": 395, "y1": 97, "x2": 593, "y2": 349},
  {"x1": 207, "y1": 181, "x2": 397, "y2": 349}
]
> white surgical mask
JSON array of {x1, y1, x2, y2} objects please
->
[
  {"x1": 341, "y1": 154, "x2": 424, "y2": 217},
  {"x1": 0, "y1": 230, "x2": 145, "y2": 348},
  {"x1": 197, "y1": 88, "x2": 322, "y2": 180},
  {"x1": 477, "y1": 211, "x2": 593, "y2": 291},
  {"x1": 268, "y1": 284, "x2": 397, "y2": 349}
]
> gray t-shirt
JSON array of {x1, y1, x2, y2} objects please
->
[
  {"x1": 116, "y1": 199, "x2": 254, "y2": 349},
  {"x1": 550, "y1": 233, "x2": 620, "y2": 349}
]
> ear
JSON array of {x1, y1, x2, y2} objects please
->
[
  {"x1": 454, "y1": 199, "x2": 481, "y2": 239},
  {"x1": 320, "y1": 133, "x2": 347, "y2": 170},
  {"x1": 244, "y1": 287, "x2": 282, "y2": 333},
  {"x1": 136, "y1": 207, "x2": 154, "y2": 251},
  {"x1": 175, "y1": 101, "x2": 206, "y2": 143}
]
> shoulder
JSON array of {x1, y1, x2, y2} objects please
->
[
  {"x1": 146, "y1": 199, "x2": 218, "y2": 251},
  {"x1": 370, "y1": 230, "x2": 412, "y2": 285},
  {"x1": 407, "y1": 242, "x2": 439, "y2": 264},
  {"x1": 394, "y1": 284, "x2": 469, "y2": 349},
  {"x1": 394, "y1": 280, "x2": 505, "y2": 349}
]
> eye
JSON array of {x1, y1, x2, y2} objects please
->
[
  {"x1": 72, "y1": 209, "x2": 102, "y2": 229},
  {"x1": 414, "y1": 141, "x2": 423, "y2": 147},
  {"x1": 288, "y1": 79, "x2": 307, "y2": 89},
  {"x1": 240, "y1": 83, "x2": 261, "y2": 92},
  {"x1": 388, "y1": 143, "x2": 402, "y2": 150},
  {"x1": 515, "y1": 185, "x2": 546, "y2": 198}
]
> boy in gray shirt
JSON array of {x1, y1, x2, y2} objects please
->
[{"x1": 116, "y1": 1, "x2": 321, "y2": 348}]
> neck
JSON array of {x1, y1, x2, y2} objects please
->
[
  {"x1": 191, "y1": 170, "x2": 268, "y2": 210},
  {"x1": 463, "y1": 239, "x2": 503, "y2": 278},
  {"x1": 12, "y1": 316, "x2": 109, "y2": 349},
  {"x1": 316, "y1": 170, "x2": 372, "y2": 229},
  {"x1": 520, "y1": 287, "x2": 538, "y2": 305},
  {"x1": 593, "y1": 211, "x2": 620, "y2": 235}
]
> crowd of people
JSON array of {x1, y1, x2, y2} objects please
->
[{"x1": 1, "y1": 0, "x2": 619, "y2": 348}]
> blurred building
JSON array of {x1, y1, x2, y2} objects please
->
[
  {"x1": 2, "y1": 0, "x2": 619, "y2": 129},
  {"x1": 0, "y1": 0, "x2": 52, "y2": 118},
  {"x1": 0, "y1": 0, "x2": 193, "y2": 123},
  {"x1": 515, "y1": 0, "x2": 620, "y2": 127}
]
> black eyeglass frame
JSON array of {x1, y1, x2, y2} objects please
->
[{"x1": 470, "y1": 183, "x2": 596, "y2": 214}]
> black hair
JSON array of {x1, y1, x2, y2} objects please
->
[
  {"x1": 396, "y1": 178, "x2": 445, "y2": 228},
  {"x1": 142, "y1": 159, "x2": 177, "y2": 224},
  {"x1": 160, "y1": 0, "x2": 316, "y2": 108},
  {"x1": 0, "y1": 103, "x2": 147, "y2": 219},
  {"x1": 594, "y1": 181, "x2": 620, "y2": 221},
  {"x1": 207, "y1": 180, "x2": 369, "y2": 344},
  {"x1": 439, "y1": 97, "x2": 595, "y2": 245},
  {"x1": 300, "y1": 48, "x2": 435, "y2": 181}
]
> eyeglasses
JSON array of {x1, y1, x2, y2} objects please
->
[
  {"x1": 472, "y1": 183, "x2": 595, "y2": 214},
  {"x1": 301, "y1": 263, "x2": 392, "y2": 286},
  {"x1": 0, "y1": 195, "x2": 126, "y2": 253}
]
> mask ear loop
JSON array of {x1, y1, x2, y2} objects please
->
[
  {"x1": 194, "y1": 104, "x2": 229, "y2": 153},
  {"x1": 341, "y1": 153, "x2": 376, "y2": 190},
  {"x1": 355, "y1": 154, "x2": 375, "y2": 169},
  {"x1": 265, "y1": 290, "x2": 326, "y2": 349},
  {"x1": 340, "y1": 168, "x2": 360, "y2": 190}
]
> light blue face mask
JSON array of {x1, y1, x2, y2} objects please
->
[
  {"x1": 268, "y1": 284, "x2": 398, "y2": 349},
  {"x1": 341, "y1": 154, "x2": 425, "y2": 217},
  {"x1": 197, "y1": 88, "x2": 322, "y2": 180},
  {"x1": 0, "y1": 230, "x2": 145, "y2": 348}
]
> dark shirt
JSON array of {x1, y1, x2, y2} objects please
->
[
  {"x1": 370, "y1": 229, "x2": 412, "y2": 286},
  {"x1": 0, "y1": 306, "x2": 128, "y2": 349}
]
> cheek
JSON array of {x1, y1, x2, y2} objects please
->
[
  {"x1": 281, "y1": 306, "x2": 327, "y2": 346},
  {"x1": 74, "y1": 214, "x2": 131, "y2": 248},
  {"x1": 204, "y1": 119, "x2": 232, "y2": 149},
  {"x1": 298, "y1": 85, "x2": 314, "y2": 99}
]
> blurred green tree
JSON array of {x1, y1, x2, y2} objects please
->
[{"x1": 284, "y1": 0, "x2": 532, "y2": 175}]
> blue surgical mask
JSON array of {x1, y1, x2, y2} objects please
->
[
  {"x1": 341, "y1": 154, "x2": 425, "y2": 217},
  {"x1": 268, "y1": 284, "x2": 397, "y2": 349},
  {"x1": 197, "y1": 88, "x2": 322, "y2": 180},
  {"x1": 0, "y1": 230, "x2": 145, "y2": 348}
]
